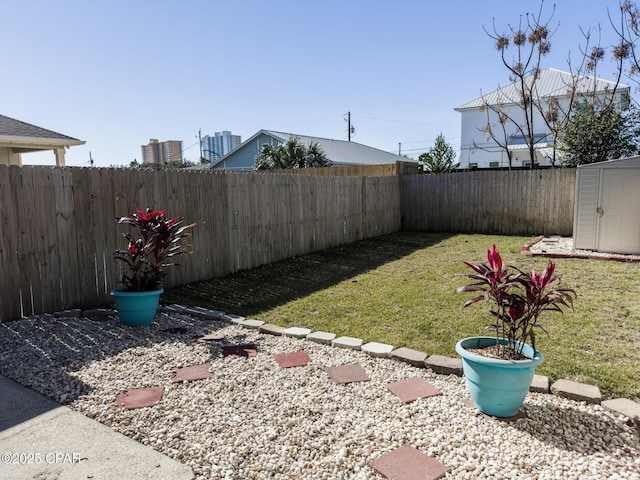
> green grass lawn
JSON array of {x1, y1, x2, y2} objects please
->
[{"x1": 164, "y1": 232, "x2": 640, "y2": 401}]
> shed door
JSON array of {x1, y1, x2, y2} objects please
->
[{"x1": 597, "y1": 168, "x2": 640, "y2": 254}]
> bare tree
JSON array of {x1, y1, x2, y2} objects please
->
[{"x1": 478, "y1": 1, "x2": 557, "y2": 169}]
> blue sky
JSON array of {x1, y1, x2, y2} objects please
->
[{"x1": 1, "y1": 0, "x2": 631, "y2": 167}]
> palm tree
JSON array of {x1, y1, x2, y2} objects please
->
[{"x1": 254, "y1": 137, "x2": 329, "y2": 170}]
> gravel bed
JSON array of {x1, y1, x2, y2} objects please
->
[
  {"x1": 0, "y1": 312, "x2": 639, "y2": 479},
  {"x1": 528, "y1": 236, "x2": 640, "y2": 261}
]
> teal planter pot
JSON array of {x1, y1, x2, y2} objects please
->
[
  {"x1": 111, "y1": 288, "x2": 163, "y2": 327},
  {"x1": 456, "y1": 336, "x2": 544, "y2": 418}
]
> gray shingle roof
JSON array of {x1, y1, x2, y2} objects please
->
[
  {"x1": 0, "y1": 114, "x2": 81, "y2": 141},
  {"x1": 455, "y1": 68, "x2": 628, "y2": 110},
  {"x1": 263, "y1": 130, "x2": 411, "y2": 166}
]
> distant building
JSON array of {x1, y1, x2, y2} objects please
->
[
  {"x1": 141, "y1": 139, "x2": 184, "y2": 165},
  {"x1": 201, "y1": 131, "x2": 241, "y2": 162},
  {"x1": 455, "y1": 68, "x2": 630, "y2": 169}
]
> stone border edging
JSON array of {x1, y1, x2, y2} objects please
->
[{"x1": 129, "y1": 304, "x2": 637, "y2": 422}]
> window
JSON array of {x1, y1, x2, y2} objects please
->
[
  {"x1": 522, "y1": 160, "x2": 531, "y2": 167},
  {"x1": 469, "y1": 163, "x2": 478, "y2": 170},
  {"x1": 489, "y1": 162, "x2": 499, "y2": 168}
]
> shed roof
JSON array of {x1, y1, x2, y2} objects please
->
[
  {"x1": 455, "y1": 68, "x2": 628, "y2": 111},
  {"x1": 577, "y1": 155, "x2": 640, "y2": 169}
]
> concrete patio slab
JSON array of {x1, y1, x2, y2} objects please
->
[{"x1": 0, "y1": 375, "x2": 193, "y2": 480}]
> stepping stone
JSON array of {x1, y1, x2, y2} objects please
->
[
  {"x1": 221, "y1": 344, "x2": 257, "y2": 358},
  {"x1": 197, "y1": 332, "x2": 225, "y2": 342},
  {"x1": 115, "y1": 387, "x2": 164, "y2": 409},
  {"x1": 274, "y1": 351, "x2": 311, "y2": 368},
  {"x1": 387, "y1": 378, "x2": 443, "y2": 403},
  {"x1": 325, "y1": 363, "x2": 370, "y2": 384},
  {"x1": 172, "y1": 363, "x2": 213, "y2": 382},
  {"x1": 370, "y1": 444, "x2": 449, "y2": 480},
  {"x1": 462, "y1": 399, "x2": 528, "y2": 421}
]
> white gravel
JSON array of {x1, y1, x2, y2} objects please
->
[
  {"x1": 0, "y1": 311, "x2": 639, "y2": 480},
  {"x1": 528, "y1": 236, "x2": 640, "y2": 261}
]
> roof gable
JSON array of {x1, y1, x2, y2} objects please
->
[{"x1": 455, "y1": 68, "x2": 628, "y2": 111}]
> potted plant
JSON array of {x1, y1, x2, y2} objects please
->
[
  {"x1": 111, "y1": 208, "x2": 195, "y2": 326},
  {"x1": 455, "y1": 244, "x2": 576, "y2": 417}
]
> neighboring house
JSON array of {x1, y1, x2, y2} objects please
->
[
  {"x1": 208, "y1": 130, "x2": 411, "y2": 170},
  {"x1": 0, "y1": 114, "x2": 85, "y2": 166},
  {"x1": 454, "y1": 68, "x2": 630, "y2": 169}
]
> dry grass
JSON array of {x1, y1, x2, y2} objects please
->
[{"x1": 164, "y1": 232, "x2": 640, "y2": 400}]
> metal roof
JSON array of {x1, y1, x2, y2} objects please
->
[
  {"x1": 263, "y1": 131, "x2": 411, "y2": 166},
  {"x1": 455, "y1": 68, "x2": 628, "y2": 111}
]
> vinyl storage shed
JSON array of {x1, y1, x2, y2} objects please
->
[{"x1": 573, "y1": 156, "x2": 640, "y2": 254}]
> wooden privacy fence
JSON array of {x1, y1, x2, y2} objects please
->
[
  {"x1": 400, "y1": 168, "x2": 576, "y2": 236},
  {"x1": 0, "y1": 166, "x2": 400, "y2": 322}
]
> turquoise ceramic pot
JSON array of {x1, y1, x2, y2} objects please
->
[
  {"x1": 456, "y1": 336, "x2": 543, "y2": 418},
  {"x1": 110, "y1": 288, "x2": 163, "y2": 327}
]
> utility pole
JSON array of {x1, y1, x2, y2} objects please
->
[
  {"x1": 347, "y1": 112, "x2": 351, "y2": 142},
  {"x1": 198, "y1": 128, "x2": 203, "y2": 162},
  {"x1": 398, "y1": 143, "x2": 401, "y2": 156}
]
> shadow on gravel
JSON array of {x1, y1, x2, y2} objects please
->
[{"x1": 163, "y1": 231, "x2": 452, "y2": 317}]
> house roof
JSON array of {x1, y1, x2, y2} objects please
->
[
  {"x1": 0, "y1": 114, "x2": 84, "y2": 149},
  {"x1": 211, "y1": 129, "x2": 411, "y2": 168},
  {"x1": 455, "y1": 68, "x2": 628, "y2": 111}
]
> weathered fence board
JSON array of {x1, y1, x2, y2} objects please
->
[
  {"x1": 400, "y1": 169, "x2": 575, "y2": 236},
  {"x1": 0, "y1": 166, "x2": 401, "y2": 321},
  {"x1": 0, "y1": 166, "x2": 576, "y2": 322}
]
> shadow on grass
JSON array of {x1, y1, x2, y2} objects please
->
[{"x1": 164, "y1": 231, "x2": 453, "y2": 316}]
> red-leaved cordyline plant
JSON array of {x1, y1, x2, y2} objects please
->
[
  {"x1": 456, "y1": 245, "x2": 576, "y2": 360},
  {"x1": 114, "y1": 208, "x2": 196, "y2": 292}
]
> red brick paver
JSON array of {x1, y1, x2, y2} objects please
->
[
  {"x1": 387, "y1": 378, "x2": 443, "y2": 403},
  {"x1": 325, "y1": 363, "x2": 370, "y2": 384},
  {"x1": 370, "y1": 444, "x2": 450, "y2": 480},
  {"x1": 274, "y1": 351, "x2": 311, "y2": 368},
  {"x1": 115, "y1": 387, "x2": 164, "y2": 409}
]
